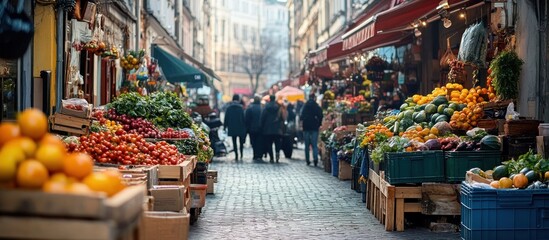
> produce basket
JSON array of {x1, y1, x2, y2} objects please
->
[
  {"x1": 461, "y1": 182, "x2": 549, "y2": 240},
  {"x1": 381, "y1": 151, "x2": 445, "y2": 184},
  {"x1": 445, "y1": 150, "x2": 501, "y2": 182}
]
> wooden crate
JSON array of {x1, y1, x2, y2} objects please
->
[
  {"x1": 370, "y1": 170, "x2": 461, "y2": 231},
  {"x1": 50, "y1": 113, "x2": 92, "y2": 135},
  {"x1": 157, "y1": 155, "x2": 196, "y2": 181},
  {"x1": 504, "y1": 120, "x2": 542, "y2": 137},
  {"x1": 0, "y1": 185, "x2": 145, "y2": 240},
  {"x1": 368, "y1": 170, "x2": 459, "y2": 231}
]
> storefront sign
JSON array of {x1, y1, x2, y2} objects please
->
[
  {"x1": 342, "y1": 23, "x2": 375, "y2": 51},
  {"x1": 309, "y1": 48, "x2": 327, "y2": 66}
]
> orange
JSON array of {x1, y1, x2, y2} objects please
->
[
  {"x1": 83, "y1": 172, "x2": 118, "y2": 197},
  {"x1": 39, "y1": 133, "x2": 66, "y2": 151},
  {"x1": 50, "y1": 172, "x2": 68, "y2": 182},
  {"x1": 18, "y1": 109, "x2": 48, "y2": 140},
  {"x1": 499, "y1": 177, "x2": 513, "y2": 189},
  {"x1": 16, "y1": 160, "x2": 49, "y2": 189},
  {"x1": 4, "y1": 137, "x2": 37, "y2": 158},
  {"x1": 42, "y1": 180, "x2": 67, "y2": 193},
  {"x1": 103, "y1": 169, "x2": 126, "y2": 194},
  {"x1": 490, "y1": 181, "x2": 500, "y2": 189},
  {"x1": 36, "y1": 144, "x2": 66, "y2": 173},
  {"x1": 513, "y1": 174, "x2": 529, "y2": 189},
  {"x1": 63, "y1": 153, "x2": 93, "y2": 180},
  {"x1": 0, "y1": 155, "x2": 17, "y2": 182},
  {"x1": 0, "y1": 123, "x2": 20, "y2": 147},
  {"x1": 66, "y1": 182, "x2": 95, "y2": 196},
  {"x1": 0, "y1": 144, "x2": 26, "y2": 164}
]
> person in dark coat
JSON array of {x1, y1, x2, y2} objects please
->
[
  {"x1": 260, "y1": 95, "x2": 284, "y2": 163},
  {"x1": 300, "y1": 93, "x2": 324, "y2": 166},
  {"x1": 245, "y1": 96, "x2": 263, "y2": 160},
  {"x1": 224, "y1": 94, "x2": 246, "y2": 161}
]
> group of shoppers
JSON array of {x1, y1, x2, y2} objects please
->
[{"x1": 223, "y1": 93, "x2": 323, "y2": 165}]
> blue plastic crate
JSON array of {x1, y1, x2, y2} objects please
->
[{"x1": 460, "y1": 182, "x2": 549, "y2": 240}]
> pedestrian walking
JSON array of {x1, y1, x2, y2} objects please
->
[
  {"x1": 260, "y1": 95, "x2": 284, "y2": 163},
  {"x1": 300, "y1": 93, "x2": 323, "y2": 166},
  {"x1": 224, "y1": 94, "x2": 246, "y2": 161},
  {"x1": 245, "y1": 96, "x2": 263, "y2": 160}
]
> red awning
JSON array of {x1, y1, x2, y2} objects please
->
[
  {"x1": 313, "y1": 65, "x2": 333, "y2": 79},
  {"x1": 342, "y1": 0, "x2": 483, "y2": 51}
]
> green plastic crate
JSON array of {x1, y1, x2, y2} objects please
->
[
  {"x1": 382, "y1": 150, "x2": 445, "y2": 184},
  {"x1": 445, "y1": 150, "x2": 501, "y2": 182}
]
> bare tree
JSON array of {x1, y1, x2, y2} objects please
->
[{"x1": 238, "y1": 34, "x2": 277, "y2": 95}]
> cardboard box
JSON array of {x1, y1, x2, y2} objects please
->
[
  {"x1": 60, "y1": 103, "x2": 92, "y2": 118},
  {"x1": 189, "y1": 184, "x2": 207, "y2": 208},
  {"x1": 139, "y1": 211, "x2": 189, "y2": 240},
  {"x1": 207, "y1": 178, "x2": 214, "y2": 194},
  {"x1": 149, "y1": 185, "x2": 185, "y2": 212}
]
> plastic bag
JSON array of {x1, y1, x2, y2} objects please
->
[
  {"x1": 506, "y1": 102, "x2": 519, "y2": 120},
  {"x1": 62, "y1": 98, "x2": 89, "y2": 112},
  {"x1": 457, "y1": 22, "x2": 487, "y2": 66}
]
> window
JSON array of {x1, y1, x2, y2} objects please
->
[
  {"x1": 242, "y1": 25, "x2": 248, "y2": 42},
  {"x1": 221, "y1": 20, "x2": 226, "y2": 38},
  {"x1": 242, "y1": 1, "x2": 248, "y2": 14},
  {"x1": 233, "y1": 23, "x2": 239, "y2": 39}
]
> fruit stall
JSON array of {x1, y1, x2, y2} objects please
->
[
  {"x1": 0, "y1": 91, "x2": 215, "y2": 239},
  {"x1": 314, "y1": 25, "x2": 549, "y2": 235}
]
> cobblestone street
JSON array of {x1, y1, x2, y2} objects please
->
[{"x1": 189, "y1": 146, "x2": 460, "y2": 240}]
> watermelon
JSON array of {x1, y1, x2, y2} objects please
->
[
  {"x1": 425, "y1": 104, "x2": 437, "y2": 114},
  {"x1": 480, "y1": 135, "x2": 501, "y2": 150},
  {"x1": 431, "y1": 113, "x2": 441, "y2": 123},
  {"x1": 435, "y1": 115, "x2": 449, "y2": 123},
  {"x1": 443, "y1": 108, "x2": 455, "y2": 117},
  {"x1": 492, "y1": 165, "x2": 508, "y2": 180},
  {"x1": 448, "y1": 103, "x2": 459, "y2": 110},
  {"x1": 431, "y1": 96, "x2": 448, "y2": 106},
  {"x1": 414, "y1": 110, "x2": 427, "y2": 123}
]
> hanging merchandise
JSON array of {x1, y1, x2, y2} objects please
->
[
  {"x1": 457, "y1": 22, "x2": 488, "y2": 67},
  {"x1": 488, "y1": 51, "x2": 523, "y2": 100},
  {"x1": 440, "y1": 35, "x2": 456, "y2": 69}
]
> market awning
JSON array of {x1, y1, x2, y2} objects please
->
[
  {"x1": 312, "y1": 65, "x2": 333, "y2": 79},
  {"x1": 152, "y1": 45, "x2": 206, "y2": 83},
  {"x1": 342, "y1": 0, "x2": 483, "y2": 51}
]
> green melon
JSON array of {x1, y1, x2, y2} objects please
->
[
  {"x1": 438, "y1": 104, "x2": 449, "y2": 114},
  {"x1": 492, "y1": 165, "x2": 509, "y2": 180},
  {"x1": 425, "y1": 104, "x2": 437, "y2": 114}
]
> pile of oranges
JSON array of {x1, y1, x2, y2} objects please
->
[
  {"x1": 0, "y1": 108, "x2": 125, "y2": 197},
  {"x1": 360, "y1": 124, "x2": 393, "y2": 149},
  {"x1": 399, "y1": 125, "x2": 440, "y2": 143},
  {"x1": 411, "y1": 83, "x2": 495, "y2": 105},
  {"x1": 449, "y1": 103, "x2": 484, "y2": 130}
]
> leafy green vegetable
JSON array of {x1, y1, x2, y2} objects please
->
[
  {"x1": 503, "y1": 149, "x2": 546, "y2": 175},
  {"x1": 108, "y1": 92, "x2": 150, "y2": 118},
  {"x1": 108, "y1": 92, "x2": 193, "y2": 129},
  {"x1": 489, "y1": 51, "x2": 523, "y2": 100},
  {"x1": 370, "y1": 136, "x2": 409, "y2": 164}
]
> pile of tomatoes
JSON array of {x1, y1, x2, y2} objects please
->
[{"x1": 67, "y1": 131, "x2": 184, "y2": 166}]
